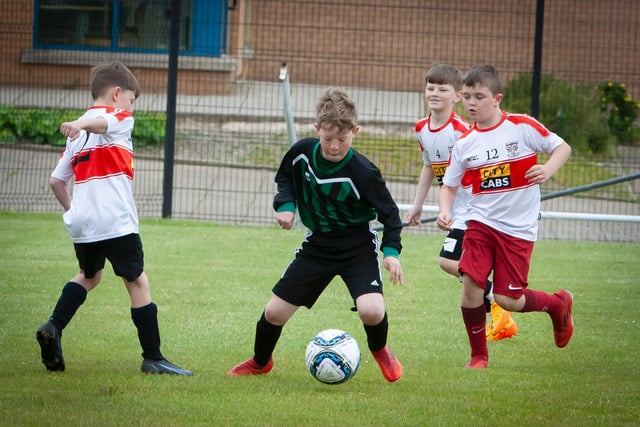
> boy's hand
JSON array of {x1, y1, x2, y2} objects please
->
[
  {"x1": 525, "y1": 164, "x2": 551, "y2": 184},
  {"x1": 405, "y1": 205, "x2": 422, "y2": 226},
  {"x1": 528, "y1": 142, "x2": 571, "y2": 185},
  {"x1": 383, "y1": 256, "x2": 404, "y2": 285},
  {"x1": 60, "y1": 121, "x2": 83, "y2": 141},
  {"x1": 437, "y1": 212, "x2": 453, "y2": 231},
  {"x1": 275, "y1": 211, "x2": 295, "y2": 230}
]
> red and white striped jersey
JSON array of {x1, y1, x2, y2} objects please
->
[
  {"x1": 415, "y1": 111, "x2": 471, "y2": 230},
  {"x1": 443, "y1": 111, "x2": 565, "y2": 241},
  {"x1": 51, "y1": 106, "x2": 138, "y2": 243}
]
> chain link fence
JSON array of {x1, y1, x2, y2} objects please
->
[{"x1": 1, "y1": 0, "x2": 638, "y2": 241}]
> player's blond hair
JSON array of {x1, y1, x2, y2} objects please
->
[
  {"x1": 90, "y1": 61, "x2": 141, "y2": 100},
  {"x1": 315, "y1": 87, "x2": 358, "y2": 131}
]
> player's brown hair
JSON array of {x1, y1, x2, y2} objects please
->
[
  {"x1": 463, "y1": 64, "x2": 503, "y2": 95},
  {"x1": 90, "y1": 61, "x2": 141, "y2": 100},
  {"x1": 315, "y1": 87, "x2": 358, "y2": 131},
  {"x1": 425, "y1": 64, "x2": 463, "y2": 91}
]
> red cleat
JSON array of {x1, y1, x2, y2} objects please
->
[
  {"x1": 465, "y1": 356, "x2": 489, "y2": 369},
  {"x1": 552, "y1": 290, "x2": 574, "y2": 348},
  {"x1": 227, "y1": 357, "x2": 274, "y2": 376},
  {"x1": 371, "y1": 345, "x2": 403, "y2": 382}
]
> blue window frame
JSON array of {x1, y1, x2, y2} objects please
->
[{"x1": 33, "y1": 0, "x2": 228, "y2": 56}]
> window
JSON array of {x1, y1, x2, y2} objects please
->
[{"x1": 34, "y1": 0, "x2": 228, "y2": 56}]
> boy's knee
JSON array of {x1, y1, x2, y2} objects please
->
[
  {"x1": 439, "y1": 257, "x2": 459, "y2": 277},
  {"x1": 494, "y1": 294, "x2": 525, "y2": 312},
  {"x1": 74, "y1": 271, "x2": 102, "y2": 291},
  {"x1": 357, "y1": 305, "x2": 385, "y2": 325}
]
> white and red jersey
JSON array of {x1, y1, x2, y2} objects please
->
[
  {"x1": 443, "y1": 111, "x2": 565, "y2": 241},
  {"x1": 51, "y1": 106, "x2": 138, "y2": 243},
  {"x1": 415, "y1": 111, "x2": 471, "y2": 230}
]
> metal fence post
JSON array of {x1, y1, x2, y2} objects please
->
[
  {"x1": 531, "y1": 0, "x2": 545, "y2": 119},
  {"x1": 279, "y1": 62, "x2": 297, "y2": 146},
  {"x1": 162, "y1": 0, "x2": 181, "y2": 218}
]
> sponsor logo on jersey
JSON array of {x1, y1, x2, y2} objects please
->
[
  {"x1": 431, "y1": 163, "x2": 447, "y2": 185},
  {"x1": 480, "y1": 164, "x2": 511, "y2": 190},
  {"x1": 469, "y1": 154, "x2": 537, "y2": 194}
]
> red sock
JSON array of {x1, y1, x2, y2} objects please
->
[
  {"x1": 461, "y1": 305, "x2": 488, "y2": 360},
  {"x1": 522, "y1": 289, "x2": 562, "y2": 316}
]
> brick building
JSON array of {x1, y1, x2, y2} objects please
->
[{"x1": 1, "y1": 1, "x2": 639, "y2": 102}]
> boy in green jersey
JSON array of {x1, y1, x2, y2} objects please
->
[{"x1": 228, "y1": 87, "x2": 404, "y2": 382}]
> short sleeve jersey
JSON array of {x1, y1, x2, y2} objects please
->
[
  {"x1": 51, "y1": 106, "x2": 138, "y2": 243},
  {"x1": 415, "y1": 111, "x2": 472, "y2": 230},
  {"x1": 443, "y1": 111, "x2": 565, "y2": 241}
]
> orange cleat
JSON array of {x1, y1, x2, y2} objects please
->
[
  {"x1": 486, "y1": 302, "x2": 514, "y2": 338},
  {"x1": 487, "y1": 317, "x2": 518, "y2": 341},
  {"x1": 371, "y1": 346, "x2": 403, "y2": 382}
]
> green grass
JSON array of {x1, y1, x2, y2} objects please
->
[{"x1": 1, "y1": 212, "x2": 639, "y2": 426}]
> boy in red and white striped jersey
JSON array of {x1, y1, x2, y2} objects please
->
[
  {"x1": 407, "y1": 63, "x2": 518, "y2": 341},
  {"x1": 36, "y1": 62, "x2": 191, "y2": 376},
  {"x1": 438, "y1": 64, "x2": 574, "y2": 369}
]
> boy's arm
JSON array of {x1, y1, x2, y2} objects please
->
[
  {"x1": 370, "y1": 179, "x2": 404, "y2": 286},
  {"x1": 49, "y1": 177, "x2": 71, "y2": 211},
  {"x1": 273, "y1": 153, "x2": 296, "y2": 211},
  {"x1": 374, "y1": 175, "x2": 404, "y2": 286},
  {"x1": 407, "y1": 165, "x2": 435, "y2": 226},
  {"x1": 524, "y1": 142, "x2": 572, "y2": 184},
  {"x1": 437, "y1": 184, "x2": 458, "y2": 231},
  {"x1": 60, "y1": 117, "x2": 108, "y2": 141},
  {"x1": 273, "y1": 143, "x2": 299, "y2": 229},
  {"x1": 368, "y1": 177, "x2": 402, "y2": 258}
]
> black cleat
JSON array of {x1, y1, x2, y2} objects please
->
[
  {"x1": 141, "y1": 358, "x2": 193, "y2": 376},
  {"x1": 36, "y1": 322, "x2": 65, "y2": 372}
]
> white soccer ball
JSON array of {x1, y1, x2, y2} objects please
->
[{"x1": 305, "y1": 329, "x2": 361, "y2": 384}]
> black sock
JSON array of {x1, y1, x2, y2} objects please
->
[
  {"x1": 50, "y1": 282, "x2": 87, "y2": 332},
  {"x1": 253, "y1": 312, "x2": 282, "y2": 366},
  {"x1": 483, "y1": 279, "x2": 493, "y2": 312},
  {"x1": 131, "y1": 303, "x2": 163, "y2": 360},
  {"x1": 363, "y1": 312, "x2": 388, "y2": 352}
]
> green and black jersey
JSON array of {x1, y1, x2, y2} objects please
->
[{"x1": 273, "y1": 137, "x2": 402, "y2": 257}]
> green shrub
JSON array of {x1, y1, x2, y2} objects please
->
[
  {"x1": 502, "y1": 73, "x2": 615, "y2": 154},
  {"x1": 0, "y1": 106, "x2": 165, "y2": 147},
  {"x1": 597, "y1": 81, "x2": 640, "y2": 143},
  {"x1": 131, "y1": 111, "x2": 166, "y2": 147}
]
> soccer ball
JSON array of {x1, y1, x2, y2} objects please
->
[{"x1": 305, "y1": 329, "x2": 361, "y2": 384}]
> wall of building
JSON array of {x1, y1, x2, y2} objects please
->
[
  {"x1": 241, "y1": 0, "x2": 640, "y2": 99},
  {"x1": 1, "y1": 1, "x2": 638, "y2": 100}
]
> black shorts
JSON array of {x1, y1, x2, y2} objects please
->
[
  {"x1": 272, "y1": 226, "x2": 384, "y2": 309},
  {"x1": 73, "y1": 233, "x2": 144, "y2": 282},
  {"x1": 439, "y1": 228, "x2": 465, "y2": 261}
]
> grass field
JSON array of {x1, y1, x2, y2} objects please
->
[{"x1": 1, "y1": 212, "x2": 639, "y2": 426}]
